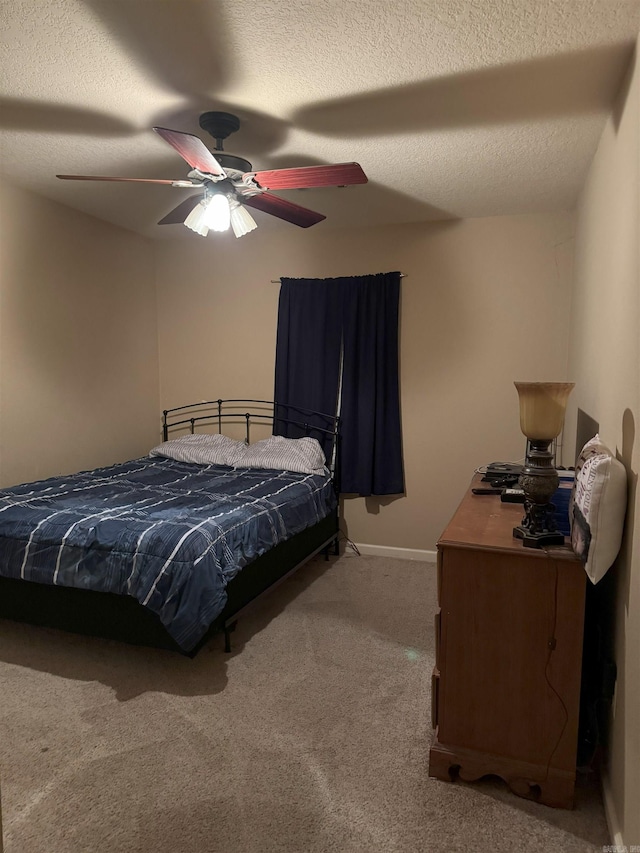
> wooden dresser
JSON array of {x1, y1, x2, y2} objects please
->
[{"x1": 428, "y1": 475, "x2": 586, "y2": 808}]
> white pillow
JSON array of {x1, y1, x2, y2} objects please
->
[
  {"x1": 569, "y1": 435, "x2": 627, "y2": 584},
  {"x1": 149, "y1": 433, "x2": 245, "y2": 466},
  {"x1": 234, "y1": 435, "x2": 326, "y2": 475}
]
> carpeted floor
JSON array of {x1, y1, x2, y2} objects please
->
[{"x1": 0, "y1": 551, "x2": 609, "y2": 852}]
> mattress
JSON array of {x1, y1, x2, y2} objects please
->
[{"x1": 0, "y1": 457, "x2": 336, "y2": 651}]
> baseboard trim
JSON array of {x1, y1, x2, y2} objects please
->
[
  {"x1": 353, "y1": 543, "x2": 437, "y2": 562},
  {"x1": 601, "y1": 771, "x2": 623, "y2": 847}
]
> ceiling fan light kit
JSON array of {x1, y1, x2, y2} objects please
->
[
  {"x1": 56, "y1": 111, "x2": 368, "y2": 239},
  {"x1": 184, "y1": 192, "x2": 231, "y2": 236}
]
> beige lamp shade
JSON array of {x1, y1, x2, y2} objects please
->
[{"x1": 514, "y1": 382, "x2": 575, "y2": 440}]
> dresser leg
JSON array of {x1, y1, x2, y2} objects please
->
[{"x1": 428, "y1": 736, "x2": 459, "y2": 782}]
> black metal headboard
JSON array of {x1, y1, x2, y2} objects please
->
[{"x1": 162, "y1": 399, "x2": 340, "y2": 480}]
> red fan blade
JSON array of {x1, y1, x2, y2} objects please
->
[
  {"x1": 158, "y1": 194, "x2": 202, "y2": 225},
  {"x1": 243, "y1": 193, "x2": 326, "y2": 228},
  {"x1": 153, "y1": 127, "x2": 225, "y2": 176},
  {"x1": 246, "y1": 162, "x2": 367, "y2": 190},
  {"x1": 57, "y1": 175, "x2": 185, "y2": 184}
]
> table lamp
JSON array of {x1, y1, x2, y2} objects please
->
[{"x1": 513, "y1": 381, "x2": 575, "y2": 548}]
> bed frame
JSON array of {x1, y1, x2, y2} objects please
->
[{"x1": 0, "y1": 400, "x2": 340, "y2": 656}]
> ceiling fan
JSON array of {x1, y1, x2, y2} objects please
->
[{"x1": 57, "y1": 111, "x2": 368, "y2": 237}]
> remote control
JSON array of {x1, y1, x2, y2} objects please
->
[{"x1": 501, "y1": 488, "x2": 526, "y2": 503}]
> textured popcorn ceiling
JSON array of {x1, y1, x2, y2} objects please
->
[{"x1": 1, "y1": 0, "x2": 639, "y2": 238}]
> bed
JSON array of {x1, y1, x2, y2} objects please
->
[{"x1": 0, "y1": 400, "x2": 340, "y2": 655}]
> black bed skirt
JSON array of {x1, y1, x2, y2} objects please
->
[{"x1": 0, "y1": 512, "x2": 338, "y2": 656}]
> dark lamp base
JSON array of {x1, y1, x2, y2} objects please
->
[{"x1": 513, "y1": 525, "x2": 565, "y2": 549}]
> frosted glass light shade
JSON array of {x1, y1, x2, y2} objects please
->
[
  {"x1": 183, "y1": 200, "x2": 210, "y2": 236},
  {"x1": 514, "y1": 382, "x2": 575, "y2": 440},
  {"x1": 230, "y1": 202, "x2": 257, "y2": 238},
  {"x1": 183, "y1": 194, "x2": 232, "y2": 236}
]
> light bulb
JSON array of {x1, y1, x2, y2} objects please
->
[{"x1": 203, "y1": 194, "x2": 230, "y2": 232}]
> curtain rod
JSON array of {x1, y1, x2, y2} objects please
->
[{"x1": 270, "y1": 273, "x2": 406, "y2": 283}]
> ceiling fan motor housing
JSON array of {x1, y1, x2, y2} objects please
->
[
  {"x1": 198, "y1": 111, "x2": 252, "y2": 173},
  {"x1": 199, "y1": 111, "x2": 240, "y2": 146},
  {"x1": 215, "y1": 152, "x2": 253, "y2": 174}
]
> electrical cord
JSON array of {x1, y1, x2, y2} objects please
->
[
  {"x1": 474, "y1": 457, "x2": 526, "y2": 478},
  {"x1": 337, "y1": 528, "x2": 360, "y2": 555},
  {"x1": 541, "y1": 548, "x2": 569, "y2": 783},
  {"x1": 344, "y1": 537, "x2": 361, "y2": 555}
]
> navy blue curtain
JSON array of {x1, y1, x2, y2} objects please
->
[
  {"x1": 340, "y1": 272, "x2": 404, "y2": 495},
  {"x1": 273, "y1": 272, "x2": 404, "y2": 496},
  {"x1": 273, "y1": 277, "x2": 342, "y2": 458}
]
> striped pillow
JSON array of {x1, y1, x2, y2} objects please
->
[
  {"x1": 149, "y1": 433, "x2": 245, "y2": 466},
  {"x1": 235, "y1": 436, "x2": 326, "y2": 475}
]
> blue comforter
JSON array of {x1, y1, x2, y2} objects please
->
[{"x1": 0, "y1": 457, "x2": 336, "y2": 650}]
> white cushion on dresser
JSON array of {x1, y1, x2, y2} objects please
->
[{"x1": 569, "y1": 435, "x2": 627, "y2": 584}]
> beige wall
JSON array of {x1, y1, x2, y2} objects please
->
[
  {"x1": 0, "y1": 180, "x2": 160, "y2": 486},
  {"x1": 155, "y1": 210, "x2": 574, "y2": 552},
  {"x1": 568, "y1": 45, "x2": 640, "y2": 847}
]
